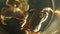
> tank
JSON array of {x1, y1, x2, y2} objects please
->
[{"x1": 0, "y1": 0, "x2": 60, "y2": 34}]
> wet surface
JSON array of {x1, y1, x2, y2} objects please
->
[{"x1": 41, "y1": 10, "x2": 60, "y2": 34}]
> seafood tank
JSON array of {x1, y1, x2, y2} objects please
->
[{"x1": 0, "y1": 0, "x2": 60, "y2": 34}]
